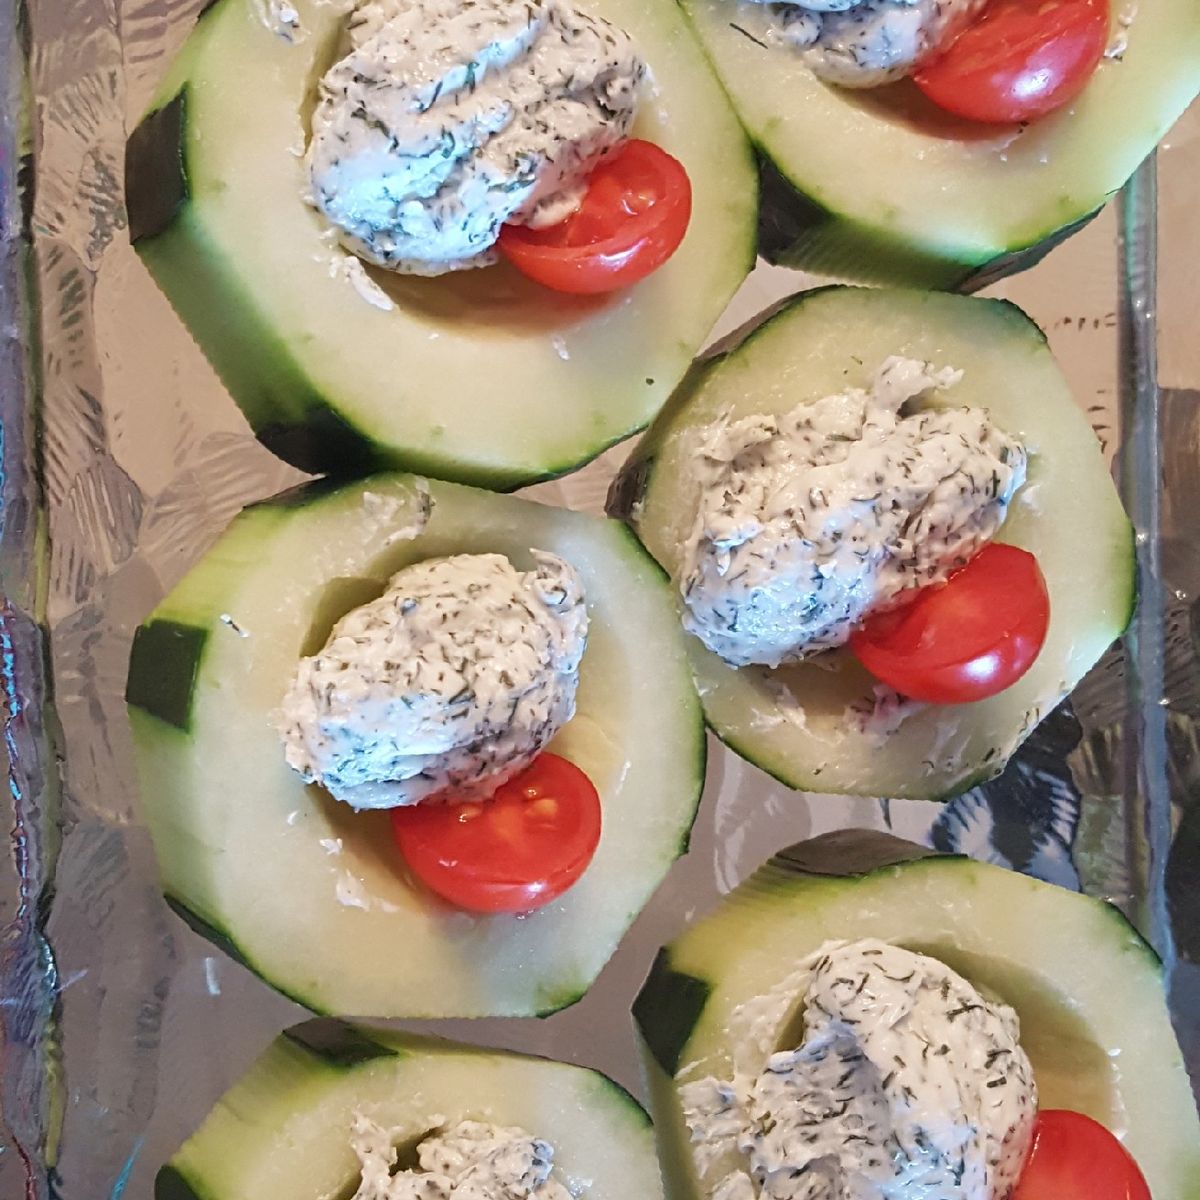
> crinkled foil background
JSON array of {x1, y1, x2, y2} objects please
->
[{"x1": 0, "y1": 0, "x2": 1197, "y2": 1192}]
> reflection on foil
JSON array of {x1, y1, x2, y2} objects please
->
[
  {"x1": 23, "y1": 0, "x2": 1200, "y2": 1181},
  {"x1": 931, "y1": 705, "x2": 1084, "y2": 892}
]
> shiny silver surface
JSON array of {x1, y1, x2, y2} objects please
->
[{"x1": 0, "y1": 1, "x2": 1196, "y2": 1192}]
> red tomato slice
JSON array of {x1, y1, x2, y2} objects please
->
[
  {"x1": 389, "y1": 753, "x2": 601, "y2": 914},
  {"x1": 849, "y1": 543, "x2": 1050, "y2": 705},
  {"x1": 497, "y1": 140, "x2": 692, "y2": 295},
  {"x1": 913, "y1": 0, "x2": 1109, "y2": 124},
  {"x1": 1013, "y1": 1110, "x2": 1150, "y2": 1200}
]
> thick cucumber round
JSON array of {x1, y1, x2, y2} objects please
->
[
  {"x1": 613, "y1": 286, "x2": 1133, "y2": 801},
  {"x1": 680, "y1": 0, "x2": 1199, "y2": 288},
  {"x1": 634, "y1": 831, "x2": 1200, "y2": 1200},
  {"x1": 158, "y1": 1021, "x2": 661, "y2": 1200},
  {"x1": 126, "y1": 474, "x2": 704, "y2": 1017},
  {"x1": 124, "y1": 0, "x2": 756, "y2": 488}
]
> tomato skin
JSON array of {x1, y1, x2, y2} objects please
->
[
  {"x1": 497, "y1": 140, "x2": 692, "y2": 295},
  {"x1": 389, "y1": 753, "x2": 601, "y2": 914},
  {"x1": 1013, "y1": 1110, "x2": 1150, "y2": 1200},
  {"x1": 849, "y1": 543, "x2": 1050, "y2": 705},
  {"x1": 913, "y1": 0, "x2": 1110, "y2": 124}
]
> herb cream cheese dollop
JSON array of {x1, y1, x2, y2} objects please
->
[
  {"x1": 678, "y1": 939, "x2": 1037, "y2": 1200},
  {"x1": 678, "y1": 357, "x2": 1026, "y2": 668},
  {"x1": 307, "y1": 0, "x2": 645, "y2": 275},
  {"x1": 741, "y1": 0, "x2": 986, "y2": 87},
  {"x1": 350, "y1": 1115, "x2": 572, "y2": 1200},
  {"x1": 280, "y1": 552, "x2": 588, "y2": 808}
]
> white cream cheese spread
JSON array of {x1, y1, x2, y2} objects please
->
[
  {"x1": 678, "y1": 357, "x2": 1026, "y2": 668},
  {"x1": 307, "y1": 0, "x2": 645, "y2": 275},
  {"x1": 280, "y1": 551, "x2": 588, "y2": 808},
  {"x1": 350, "y1": 1115, "x2": 573, "y2": 1200},
  {"x1": 678, "y1": 939, "x2": 1037, "y2": 1200},
  {"x1": 741, "y1": 0, "x2": 986, "y2": 87}
]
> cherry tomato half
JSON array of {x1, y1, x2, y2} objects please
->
[
  {"x1": 849, "y1": 543, "x2": 1050, "y2": 705},
  {"x1": 913, "y1": 0, "x2": 1109, "y2": 124},
  {"x1": 389, "y1": 753, "x2": 601, "y2": 914},
  {"x1": 1013, "y1": 1110, "x2": 1150, "y2": 1200},
  {"x1": 497, "y1": 140, "x2": 692, "y2": 295}
]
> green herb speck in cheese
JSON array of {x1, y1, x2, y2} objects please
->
[
  {"x1": 305, "y1": 0, "x2": 644, "y2": 277},
  {"x1": 677, "y1": 938, "x2": 1037, "y2": 1198},
  {"x1": 677, "y1": 357, "x2": 1027, "y2": 670},
  {"x1": 740, "y1": 0, "x2": 989, "y2": 88},
  {"x1": 279, "y1": 551, "x2": 588, "y2": 809}
]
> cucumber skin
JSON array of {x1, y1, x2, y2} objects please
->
[
  {"x1": 632, "y1": 831, "x2": 1191, "y2": 1200},
  {"x1": 155, "y1": 1166, "x2": 206, "y2": 1200},
  {"x1": 157, "y1": 1021, "x2": 657, "y2": 1200},
  {"x1": 756, "y1": 151, "x2": 1104, "y2": 292},
  {"x1": 125, "y1": 620, "x2": 209, "y2": 732},
  {"x1": 130, "y1": 472, "x2": 707, "y2": 1018},
  {"x1": 608, "y1": 287, "x2": 1136, "y2": 801},
  {"x1": 632, "y1": 831, "x2": 1165, "y2": 1067},
  {"x1": 125, "y1": 0, "x2": 759, "y2": 491},
  {"x1": 127, "y1": 88, "x2": 387, "y2": 480},
  {"x1": 126, "y1": 81, "x2": 741, "y2": 489},
  {"x1": 632, "y1": 831, "x2": 939, "y2": 1073}
]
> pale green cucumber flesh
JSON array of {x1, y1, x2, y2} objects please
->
[
  {"x1": 128, "y1": 474, "x2": 704, "y2": 1017},
  {"x1": 680, "y1": 0, "x2": 1199, "y2": 288},
  {"x1": 160, "y1": 1022, "x2": 661, "y2": 1200},
  {"x1": 635, "y1": 831, "x2": 1200, "y2": 1200},
  {"x1": 622, "y1": 286, "x2": 1134, "y2": 801},
  {"x1": 125, "y1": 0, "x2": 757, "y2": 487}
]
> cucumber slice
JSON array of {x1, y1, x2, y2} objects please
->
[
  {"x1": 634, "y1": 830, "x2": 1200, "y2": 1200},
  {"x1": 126, "y1": 474, "x2": 704, "y2": 1017},
  {"x1": 158, "y1": 1021, "x2": 661, "y2": 1200},
  {"x1": 612, "y1": 286, "x2": 1133, "y2": 801},
  {"x1": 680, "y1": 0, "x2": 1199, "y2": 288},
  {"x1": 124, "y1": 0, "x2": 756, "y2": 488}
]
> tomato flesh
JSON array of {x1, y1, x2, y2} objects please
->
[
  {"x1": 1013, "y1": 1110, "x2": 1150, "y2": 1200},
  {"x1": 849, "y1": 543, "x2": 1050, "y2": 704},
  {"x1": 389, "y1": 753, "x2": 601, "y2": 914},
  {"x1": 913, "y1": 0, "x2": 1110, "y2": 124},
  {"x1": 497, "y1": 140, "x2": 692, "y2": 295}
]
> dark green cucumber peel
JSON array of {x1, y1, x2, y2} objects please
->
[
  {"x1": 162, "y1": 896, "x2": 257, "y2": 980},
  {"x1": 533, "y1": 973, "x2": 596, "y2": 1017},
  {"x1": 604, "y1": 288, "x2": 844, "y2": 523},
  {"x1": 591, "y1": 1072, "x2": 655, "y2": 1129},
  {"x1": 164, "y1": 895, "x2": 322, "y2": 1013},
  {"x1": 284, "y1": 1019, "x2": 399, "y2": 1069},
  {"x1": 757, "y1": 152, "x2": 1101, "y2": 293},
  {"x1": 122, "y1": 79, "x2": 714, "y2": 489},
  {"x1": 770, "y1": 828, "x2": 939, "y2": 878},
  {"x1": 1167, "y1": 799, "x2": 1200, "y2": 964},
  {"x1": 610, "y1": 288, "x2": 1043, "y2": 522},
  {"x1": 155, "y1": 1165, "x2": 206, "y2": 1200},
  {"x1": 633, "y1": 832, "x2": 942, "y2": 1077},
  {"x1": 756, "y1": 155, "x2": 975, "y2": 291},
  {"x1": 125, "y1": 620, "x2": 209, "y2": 731},
  {"x1": 763, "y1": 830, "x2": 1163, "y2": 969},
  {"x1": 125, "y1": 91, "x2": 189, "y2": 243},
  {"x1": 125, "y1": 84, "x2": 384, "y2": 479},
  {"x1": 959, "y1": 208, "x2": 1103, "y2": 296},
  {"x1": 723, "y1": 722, "x2": 998, "y2": 802},
  {"x1": 257, "y1": 405, "x2": 388, "y2": 481},
  {"x1": 606, "y1": 289, "x2": 1098, "y2": 802},
  {"x1": 633, "y1": 949, "x2": 713, "y2": 1076}
]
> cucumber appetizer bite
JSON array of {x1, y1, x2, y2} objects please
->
[
  {"x1": 611, "y1": 286, "x2": 1132, "y2": 801},
  {"x1": 124, "y1": 0, "x2": 756, "y2": 487},
  {"x1": 635, "y1": 830, "x2": 1200, "y2": 1200},
  {"x1": 681, "y1": 0, "x2": 1199, "y2": 287},
  {"x1": 126, "y1": 474, "x2": 704, "y2": 1017},
  {"x1": 158, "y1": 1021, "x2": 662, "y2": 1200}
]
